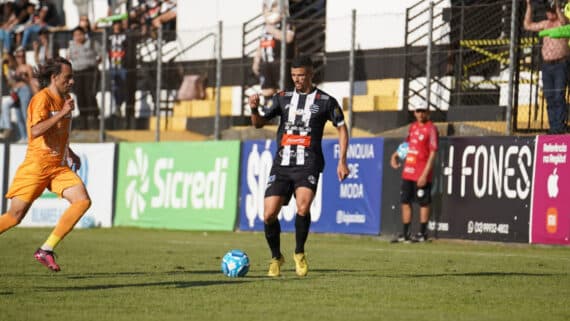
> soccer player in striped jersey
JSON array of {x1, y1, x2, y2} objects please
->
[{"x1": 248, "y1": 55, "x2": 349, "y2": 277}]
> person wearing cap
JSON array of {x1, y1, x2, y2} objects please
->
[
  {"x1": 390, "y1": 102, "x2": 439, "y2": 243},
  {"x1": 524, "y1": 0, "x2": 569, "y2": 134}
]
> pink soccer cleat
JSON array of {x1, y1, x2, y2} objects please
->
[{"x1": 34, "y1": 249, "x2": 61, "y2": 272}]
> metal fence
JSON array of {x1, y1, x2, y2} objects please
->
[{"x1": 2, "y1": 1, "x2": 565, "y2": 143}]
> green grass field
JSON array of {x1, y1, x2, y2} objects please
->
[{"x1": 1, "y1": 228, "x2": 569, "y2": 321}]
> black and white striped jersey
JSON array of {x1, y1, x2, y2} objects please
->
[{"x1": 260, "y1": 87, "x2": 345, "y2": 170}]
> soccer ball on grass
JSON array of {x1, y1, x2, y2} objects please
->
[{"x1": 221, "y1": 249, "x2": 250, "y2": 277}]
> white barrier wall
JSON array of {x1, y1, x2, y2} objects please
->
[{"x1": 8, "y1": 143, "x2": 115, "y2": 228}]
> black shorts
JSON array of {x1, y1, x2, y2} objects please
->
[
  {"x1": 400, "y1": 179, "x2": 432, "y2": 206},
  {"x1": 265, "y1": 165, "x2": 321, "y2": 204},
  {"x1": 259, "y1": 62, "x2": 280, "y2": 90}
]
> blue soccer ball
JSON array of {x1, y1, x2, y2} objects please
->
[
  {"x1": 397, "y1": 142, "x2": 409, "y2": 160},
  {"x1": 221, "y1": 249, "x2": 250, "y2": 278}
]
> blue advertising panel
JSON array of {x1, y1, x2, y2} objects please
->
[
  {"x1": 320, "y1": 137, "x2": 383, "y2": 234},
  {"x1": 239, "y1": 137, "x2": 383, "y2": 235}
]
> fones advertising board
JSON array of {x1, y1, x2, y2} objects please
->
[{"x1": 440, "y1": 137, "x2": 534, "y2": 242}]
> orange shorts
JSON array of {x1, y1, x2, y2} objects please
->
[{"x1": 5, "y1": 159, "x2": 83, "y2": 203}]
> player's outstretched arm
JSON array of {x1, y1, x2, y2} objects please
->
[{"x1": 336, "y1": 124, "x2": 349, "y2": 182}]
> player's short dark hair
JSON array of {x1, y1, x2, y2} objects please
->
[
  {"x1": 291, "y1": 55, "x2": 313, "y2": 69},
  {"x1": 35, "y1": 56, "x2": 72, "y2": 89}
]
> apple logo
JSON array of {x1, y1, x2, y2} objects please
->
[{"x1": 547, "y1": 167, "x2": 559, "y2": 198}]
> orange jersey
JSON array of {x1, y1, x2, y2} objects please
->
[{"x1": 25, "y1": 88, "x2": 71, "y2": 166}]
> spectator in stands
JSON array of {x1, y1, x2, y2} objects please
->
[
  {"x1": 73, "y1": 0, "x2": 89, "y2": 17},
  {"x1": 33, "y1": 27, "x2": 58, "y2": 66},
  {"x1": 151, "y1": 0, "x2": 176, "y2": 30},
  {"x1": 20, "y1": 0, "x2": 60, "y2": 50},
  {"x1": 0, "y1": 47, "x2": 35, "y2": 142},
  {"x1": 67, "y1": 26, "x2": 101, "y2": 129},
  {"x1": 108, "y1": 20, "x2": 128, "y2": 117},
  {"x1": 390, "y1": 102, "x2": 439, "y2": 243},
  {"x1": 252, "y1": 0, "x2": 295, "y2": 104},
  {"x1": 0, "y1": 2, "x2": 18, "y2": 54},
  {"x1": 78, "y1": 14, "x2": 94, "y2": 35},
  {"x1": 524, "y1": 0, "x2": 570, "y2": 134}
]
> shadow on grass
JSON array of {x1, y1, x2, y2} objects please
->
[
  {"x1": 65, "y1": 269, "x2": 223, "y2": 279},
  {"x1": 0, "y1": 291, "x2": 14, "y2": 296},
  {"x1": 37, "y1": 279, "x2": 248, "y2": 292},
  {"x1": 387, "y1": 272, "x2": 567, "y2": 278}
]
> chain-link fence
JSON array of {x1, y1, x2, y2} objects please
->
[{"x1": 3, "y1": 0, "x2": 566, "y2": 143}]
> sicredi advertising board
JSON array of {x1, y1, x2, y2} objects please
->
[
  {"x1": 440, "y1": 137, "x2": 534, "y2": 242},
  {"x1": 8, "y1": 143, "x2": 115, "y2": 228},
  {"x1": 239, "y1": 138, "x2": 383, "y2": 235},
  {"x1": 530, "y1": 135, "x2": 570, "y2": 245},
  {"x1": 114, "y1": 141, "x2": 240, "y2": 231}
]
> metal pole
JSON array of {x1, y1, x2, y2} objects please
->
[
  {"x1": 99, "y1": 27, "x2": 107, "y2": 142},
  {"x1": 506, "y1": 0, "x2": 517, "y2": 136},
  {"x1": 214, "y1": 21, "x2": 223, "y2": 140},
  {"x1": 348, "y1": 9, "x2": 356, "y2": 138},
  {"x1": 426, "y1": 2, "x2": 434, "y2": 109},
  {"x1": 48, "y1": 32, "x2": 54, "y2": 60},
  {"x1": 457, "y1": 2, "x2": 465, "y2": 105},
  {"x1": 279, "y1": 0, "x2": 287, "y2": 90},
  {"x1": 155, "y1": 25, "x2": 163, "y2": 142}
]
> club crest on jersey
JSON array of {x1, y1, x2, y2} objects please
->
[
  {"x1": 310, "y1": 104, "x2": 319, "y2": 113},
  {"x1": 307, "y1": 175, "x2": 317, "y2": 185}
]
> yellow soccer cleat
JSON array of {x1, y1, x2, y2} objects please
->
[
  {"x1": 293, "y1": 253, "x2": 308, "y2": 277},
  {"x1": 267, "y1": 256, "x2": 285, "y2": 277}
]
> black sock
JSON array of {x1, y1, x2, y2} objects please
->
[
  {"x1": 420, "y1": 222, "x2": 428, "y2": 235},
  {"x1": 403, "y1": 223, "x2": 411, "y2": 236},
  {"x1": 264, "y1": 220, "x2": 281, "y2": 259},
  {"x1": 295, "y1": 213, "x2": 311, "y2": 254}
]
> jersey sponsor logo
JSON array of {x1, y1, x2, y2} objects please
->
[
  {"x1": 50, "y1": 111, "x2": 71, "y2": 119},
  {"x1": 260, "y1": 39, "x2": 276, "y2": 48},
  {"x1": 281, "y1": 134, "x2": 311, "y2": 147}
]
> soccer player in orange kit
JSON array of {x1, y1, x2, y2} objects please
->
[{"x1": 0, "y1": 57, "x2": 91, "y2": 272}]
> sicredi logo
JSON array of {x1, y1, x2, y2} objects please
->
[
  {"x1": 124, "y1": 147, "x2": 229, "y2": 220},
  {"x1": 125, "y1": 148, "x2": 150, "y2": 219}
]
